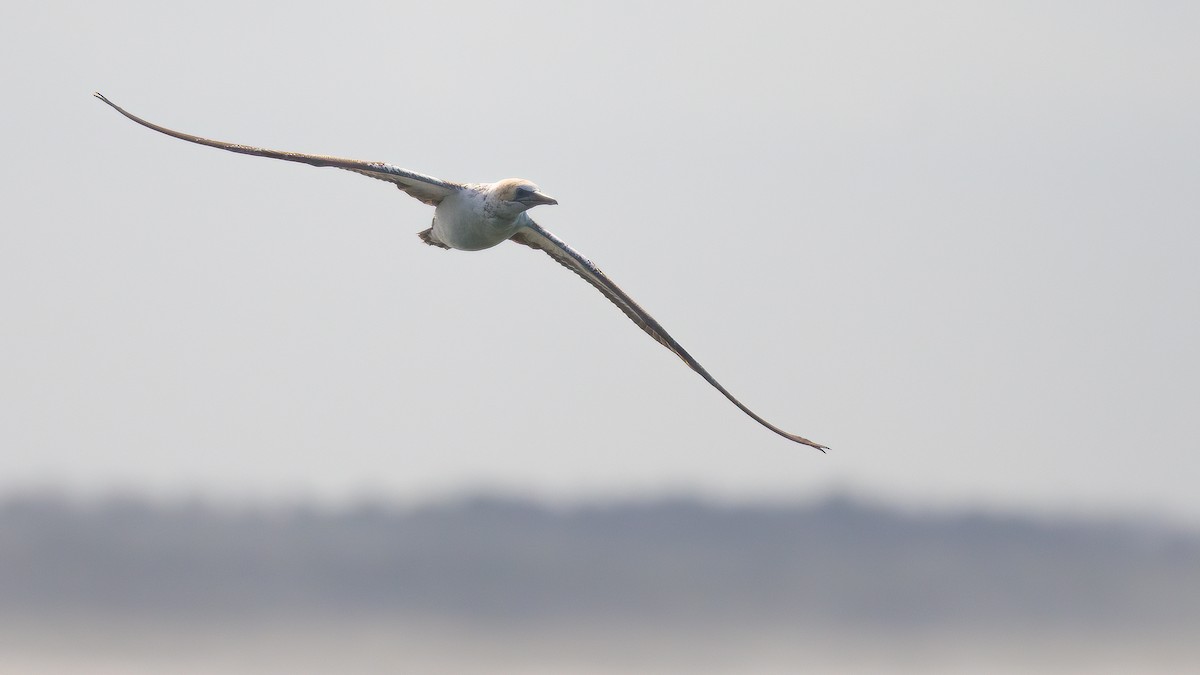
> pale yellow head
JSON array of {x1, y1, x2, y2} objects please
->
[{"x1": 490, "y1": 179, "x2": 558, "y2": 209}]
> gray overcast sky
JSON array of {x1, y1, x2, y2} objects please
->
[{"x1": 2, "y1": 2, "x2": 1197, "y2": 519}]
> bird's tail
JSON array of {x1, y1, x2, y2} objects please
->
[{"x1": 417, "y1": 226, "x2": 450, "y2": 249}]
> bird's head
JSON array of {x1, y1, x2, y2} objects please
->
[{"x1": 487, "y1": 179, "x2": 558, "y2": 217}]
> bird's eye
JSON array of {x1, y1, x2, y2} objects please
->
[{"x1": 515, "y1": 186, "x2": 533, "y2": 198}]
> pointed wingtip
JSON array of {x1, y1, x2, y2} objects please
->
[{"x1": 788, "y1": 434, "x2": 829, "y2": 453}]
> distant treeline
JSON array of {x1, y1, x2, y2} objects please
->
[{"x1": 2, "y1": 494, "x2": 1198, "y2": 630}]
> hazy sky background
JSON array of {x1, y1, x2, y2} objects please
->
[{"x1": 2, "y1": 2, "x2": 1197, "y2": 519}]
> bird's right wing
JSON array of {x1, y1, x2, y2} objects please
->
[
  {"x1": 94, "y1": 93, "x2": 461, "y2": 206},
  {"x1": 510, "y1": 221, "x2": 827, "y2": 450}
]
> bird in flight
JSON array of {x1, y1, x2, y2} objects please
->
[{"x1": 94, "y1": 93, "x2": 827, "y2": 451}]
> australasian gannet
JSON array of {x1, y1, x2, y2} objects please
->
[{"x1": 94, "y1": 93, "x2": 827, "y2": 451}]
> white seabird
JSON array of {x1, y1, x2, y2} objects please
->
[{"x1": 94, "y1": 93, "x2": 827, "y2": 451}]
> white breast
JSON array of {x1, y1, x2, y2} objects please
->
[{"x1": 432, "y1": 190, "x2": 525, "y2": 251}]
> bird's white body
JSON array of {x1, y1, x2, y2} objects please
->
[{"x1": 432, "y1": 186, "x2": 531, "y2": 251}]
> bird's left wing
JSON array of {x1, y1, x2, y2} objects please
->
[
  {"x1": 94, "y1": 93, "x2": 461, "y2": 206},
  {"x1": 510, "y1": 221, "x2": 827, "y2": 450}
]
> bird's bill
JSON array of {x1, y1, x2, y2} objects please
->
[{"x1": 522, "y1": 191, "x2": 558, "y2": 206}]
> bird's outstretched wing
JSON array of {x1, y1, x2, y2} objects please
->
[
  {"x1": 93, "y1": 93, "x2": 461, "y2": 206},
  {"x1": 510, "y1": 221, "x2": 827, "y2": 451}
]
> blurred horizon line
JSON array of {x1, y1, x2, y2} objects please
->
[{"x1": 3, "y1": 482, "x2": 1196, "y2": 532}]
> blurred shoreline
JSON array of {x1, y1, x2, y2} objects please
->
[{"x1": 3, "y1": 493, "x2": 1198, "y2": 673}]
